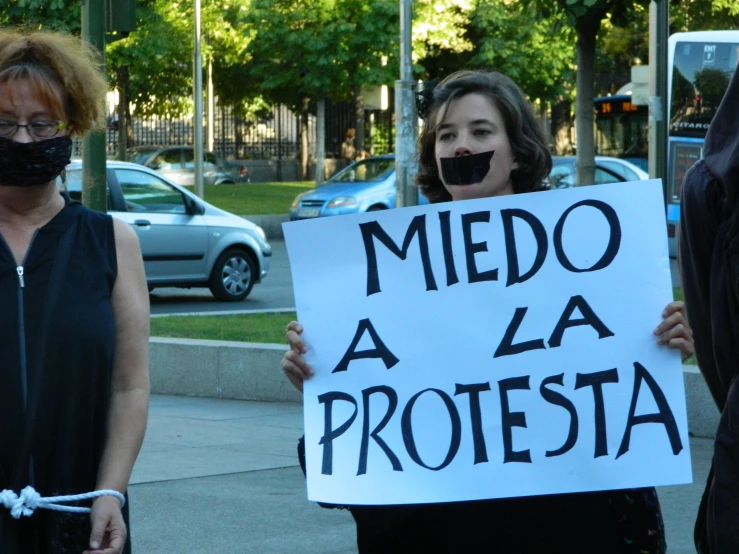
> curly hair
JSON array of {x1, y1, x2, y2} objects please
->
[
  {"x1": 0, "y1": 30, "x2": 108, "y2": 137},
  {"x1": 416, "y1": 71, "x2": 552, "y2": 203}
]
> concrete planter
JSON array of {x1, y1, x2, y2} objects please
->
[{"x1": 148, "y1": 337, "x2": 720, "y2": 439}]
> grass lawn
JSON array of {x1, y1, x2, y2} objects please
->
[
  {"x1": 151, "y1": 288, "x2": 686, "y2": 344},
  {"x1": 198, "y1": 181, "x2": 314, "y2": 215},
  {"x1": 150, "y1": 312, "x2": 296, "y2": 343}
]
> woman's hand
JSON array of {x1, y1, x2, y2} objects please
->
[
  {"x1": 654, "y1": 300, "x2": 694, "y2": 361},
  {"x1": 281, "y1": 321, "x2": 314, "y2": 393},
  {"x1": 83, "y1": 495, "x2": 127, "y2": 554}
]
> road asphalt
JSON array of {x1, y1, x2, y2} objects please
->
[{"x1": 128, "y1": 394, "x2": 711, "y2": 554}]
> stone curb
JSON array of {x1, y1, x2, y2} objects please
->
[
  {"x1": 149, "y1": 337, "x2": 720, "y2": 439},
  {"x1": 241, "y1": 214, "x2": 289, "y2": 240}
]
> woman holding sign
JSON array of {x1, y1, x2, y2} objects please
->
[{"x1": 282, "y1": 70, "x2": 694, "y2": 553}]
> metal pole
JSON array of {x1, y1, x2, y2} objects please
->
[
  {"x1": 207, "y1": 54, "x2": 214, "y2": 152},
  {"x1": 648, "y1": 0, "x2": 668, "y2": 196},
  {"x1": 193, "y1": 0, "x2": 204, "y2": 198},
  {"x1": 82, "y1": 0, "x2": 108, "y2": 213},
  {"x1": 316, "y1": 96, "x2": 326, "y2": 185},
  {"x1": 395, "y1": 0, "x2": 418, "y2": 208}
]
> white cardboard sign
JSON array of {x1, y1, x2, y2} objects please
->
[{"x1": 283, "y1": 180, "x2": 692, "y2": 505}]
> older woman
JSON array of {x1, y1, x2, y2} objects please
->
[{"x1": 0, "y1": 31, "x2": 149, "y2": 554}]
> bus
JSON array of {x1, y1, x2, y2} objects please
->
[
  {"x1": 593, "y1": 90, "x2": 649, "y2": 172},
  {"x1": 667, "y1": 30, "x2": 739, "y2": 257}
]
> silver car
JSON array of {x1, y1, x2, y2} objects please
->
[
  {"x1": 63, "y1": 161, "x2": 270, "y2": 301},
  {"x1": 127, "y1": 145, "x2": 250, "y2": 186}
]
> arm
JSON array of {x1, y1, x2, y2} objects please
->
[
  {"x1": 678, "y1": 162, "x2": 725, "y2": 408},
  {"x1": 86, "y1": 218, "x2": 150, "y2": 554}
]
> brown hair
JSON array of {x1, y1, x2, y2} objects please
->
[
  {"x1": 0, "y1": 30, "x2": 108, "y2": 137},
  {"x1": 416, "y1": 70, "x2": 552, "y2": 203}
]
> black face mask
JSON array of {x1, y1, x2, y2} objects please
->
[{"x1": 0, "y1": 136, "x2": 73, "y2": 187}]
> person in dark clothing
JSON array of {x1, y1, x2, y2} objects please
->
[
  {"x1": 0, "y1": 31, "x2": 150, "y2": 554},
  {"x1": 282, "y1": 70, "x2": 694, "y2": 553},
  {"x1": 679, "y1": 64, "x2": 739, "y2": 554}
]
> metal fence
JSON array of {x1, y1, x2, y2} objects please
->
[{"x1": 81, "y1": 100, "x2": 395, "y2": 161}]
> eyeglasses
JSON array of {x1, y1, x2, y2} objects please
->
[{"x1": 0, "y1": 120, "x2": 67, "y2": 139}]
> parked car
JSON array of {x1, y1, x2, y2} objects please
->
[
  {"x1": 290, "y1": 154, "x2": 428, "y2": 220},
  {"x1": 549, "y1": 156, "x2": 649, "y2": 189},
  {"x1": 63, "y1": 161, "x2": 270, "y2": 301},
  {"x1": 127, "y1": 145, "x2": 249, "y2": 187}
]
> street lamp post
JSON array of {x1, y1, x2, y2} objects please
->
[
  {"x1": 395, "y1": 0, "x2": 418, "y2": 208},
  {"x1": 193, "y1": 0, "x2": 204, "y2": 199}
]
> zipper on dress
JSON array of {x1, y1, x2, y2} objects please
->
[{"x1": 16, "y1": 265, "x2": 24, "y2": 288}]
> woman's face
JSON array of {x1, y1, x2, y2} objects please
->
[
  {"x1": 0, "y1": 79, "x2": 67, "y2": 143},
  {"x1": 434, "y1": 92, "x2": 517, "y2": 201}
]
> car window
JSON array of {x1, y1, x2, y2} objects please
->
[
  {"x1": 114, "y1": 168, "x2": 187, "y2": 214},
  {"x1": 204, "y1": 153, "x2": 217, "y2": 168},
  {"x1": 127, "y1": 148, "x2": 158, "y2": 165},
  {"x1": 594, "y1": 167, "x2": 624, "y2": 185},
  {"x1": 599, "y1": 160, "x2": 639, "y2": 182},
  {"x1": 549, "y1": 163, "x2": 575, "y2": 189},
  {"x1": 331, "y1": 158, "x2": 395, "y2": 182},
  {"x1": 63, "y1": 169, "x2": 112, "y2": 209},
  {"x1": 161, "y1": 149, "x2": 182, "y2": 168},
  {"x1": 182, "y1": 148, "x2": 195, "y2": 169}
]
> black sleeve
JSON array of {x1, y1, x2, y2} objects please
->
[{"x1": 679, "y1": 161, "x2": 726, "y2": 409}]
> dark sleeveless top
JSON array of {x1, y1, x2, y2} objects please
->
[{"x1": 0, "y1": 197, "x2": 121, "y2": 553}]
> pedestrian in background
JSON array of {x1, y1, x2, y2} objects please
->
[
  {"x1": 282, "y1": 70, "x2": 694, "y2": 553},
  {"x1": 341, "y1": 128, "x2": 357, "y2": 164},
  {"x1": 0, "y1": 30, "x2": 150, "y2": 554},
  {"x1": 679, "y1": 64, "x2": 739, "y2": 554}
]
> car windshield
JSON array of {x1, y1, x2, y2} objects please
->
[
  {"x1": 330, "y1": 158, "x2": 395, "y2": 183},
  {"x1": 127, "y1": 148, "x2": 159, "y2": 165}
]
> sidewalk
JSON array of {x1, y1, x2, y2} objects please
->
[{"x1": 129, "y1": 395, "x2": 712, "y2": 554}]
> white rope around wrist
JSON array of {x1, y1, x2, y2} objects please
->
[{"x1": 0, "y1": 486, "x2": 125, "y2": 519}]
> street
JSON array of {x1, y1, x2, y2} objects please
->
[{"x1": 150, "y1": 240, "x2": 682, "y2": 315}]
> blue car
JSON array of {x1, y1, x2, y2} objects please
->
[{"x1": 289, "y1": 155, "x2": 428, "y2": 220}]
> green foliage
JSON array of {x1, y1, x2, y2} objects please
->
[
  {"x1": 0, "y1": 0, "x2": 80, "y2": 32},
  {"x1": 467, "y1": 3, "x2": 576, "y2": 104},
  {"x1": 671, "y1": 0, "x2": 739, "y2": 32},
  {"x1": 240, "y1": 0, "x2": 398, "y2": 108}
]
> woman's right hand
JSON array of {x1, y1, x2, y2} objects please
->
[{"x1": 281, "y1": 321, "x2": 314, "y2": 393}]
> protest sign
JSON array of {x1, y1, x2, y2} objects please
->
[{"x1": 283, "y1": 180, "x2": 692, "y2": 505}]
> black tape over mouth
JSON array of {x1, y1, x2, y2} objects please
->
[{"x1": 440, "y1": 150, "x2": 494, "y2": 185}]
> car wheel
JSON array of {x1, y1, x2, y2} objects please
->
[{"x1": 208, "y1": 248, "x2": 256, "y2": 301}]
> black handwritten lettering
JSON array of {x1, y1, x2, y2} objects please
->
[
  {"x1": 438, "y1": 211, "x2": 459, "y2": 287},
  {"x1": 499, "y1": 376, "x2": 532, "y2": 463},
  {"x1": 360, "y1": 216, "x2": 437, "y2": 296},
  {"x1": 540, "y1": 373, "x2": 579, "y2": 457},
  {"x1": 358, "y1": 386, "x2": 403, "y2": 475},
  {"x1": 318, "y1": 392, "x2": 358, "y2": 475},
  {"x1": 548, "y1": 295, "x2": 615, "y2": 348},
  {"x1": 616, "y1": 362, "x2": 683, "y2": 459},
  {"x1": 554, "y1": 200, "x2": 621, "y2": 272},
  {"x1": 461, "y1": 211, "x2": 498, "y2": 283},
  {"x1": 333, "y1": 318, "x2": 399, "y2": 373},
  {"x1": 401, "y1": 389, "x2": 462, "y2": 470},
  {"x1": 575, "y1": 369, "x2": 619, "y2": 458},
  {"x1": 455, "y1": 382, "x2": 492, "y2": 464},
  {"x1": 494, "y1": 307, "x2": 546, "y2": 358},
  {"x1": 501, "y1": 208, "x2": 548, "y2": 286}
]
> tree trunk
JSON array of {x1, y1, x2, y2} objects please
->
[
  {"x1": 354, "y1": 83, "x2": 365, "y2": 158},
  {"x1": 300, "y1": 96, "x2": 310, "y2": 180},
  {"x1": 575, "y1": 12, "x2": 602, "y2": 186},
  {"x1": 551, "y1": 98, "x2": 574, "y2": 155},
  {"x1": 316, "y1": 95, "x2": 326, "y2": 185}
]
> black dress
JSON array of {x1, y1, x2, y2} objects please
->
[{"x1": 0, "y1": 197, "x2": 129, "y2": 553}]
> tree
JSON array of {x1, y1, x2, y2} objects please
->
[
  {"x1": 0, "y1": 0, "x2": 80, "y2": 31},
  {"x1": 241, "y1": 0, "x2": 399, "y2": 179}
]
